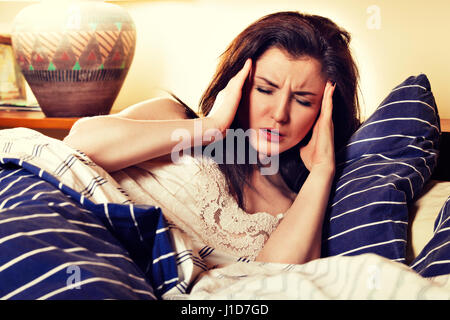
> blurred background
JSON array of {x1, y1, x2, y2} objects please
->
[{"x1": 1, "y1": 0, "x2": 449, "y2": 119}]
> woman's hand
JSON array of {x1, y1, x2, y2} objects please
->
[
  {"x1": 206, "y1": 59, "x2": 252, "y2": 134},
  {"x1": 299, "y1": 81, "x2": 336, "y2": 174}
]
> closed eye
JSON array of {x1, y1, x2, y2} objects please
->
[
  {"x1": 256, "y1": 86, "x2": 312, "y2": 107},
  {"x1": 296, "y1": 99, "x2": 312, "y2": 107},
  {"x1": 256, "y1": 87, "x2": 272, "y2": 94}
]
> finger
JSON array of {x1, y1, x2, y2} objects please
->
[
  {"x1": 227, "y1": 58, "x2": 252, "y2": 89},
  {"x1": 220, "y1": 59, "x2": 252, "y2": 105},
  {"x1": 236, "y1": 58, "x2": 253, "y2": 80},
  {"x1": 321, "y1": 81, "x2": 335, "y2": 120}
]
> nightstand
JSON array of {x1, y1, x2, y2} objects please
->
[
  {"x1": 0, "y1": 110, "x2": 79, "y2": 140},
  {"x1": 441, "y1": 119, "x2": 450, "y2": 133}
]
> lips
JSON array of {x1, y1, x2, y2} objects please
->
[{"x1": 259, "y1": 128, "x2": 284, "y2": 142}]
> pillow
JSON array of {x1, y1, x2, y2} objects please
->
[
  {"x1": 406, "y1": 180, "x2": 450, "y2": 262},
  {"x1": 321, "y1": 74, "x2": 441, "y2": 264},
  {"x1": 0, "y1": 159, "x2": 177, "y2": 299},
  {"x1": 409, "y1": 196, "x2": 450, "y2": 277}
]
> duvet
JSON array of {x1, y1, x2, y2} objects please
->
[{"x1": 0, "y1": 127, "x2": 449, "y2": 300}]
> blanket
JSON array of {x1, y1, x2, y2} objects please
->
[
  {"x1": 0, "y1": 128, "x2": 449, "y2": 300},
  {"x1": 173, "y1": 254, "x2": 450, "y2": 300}
]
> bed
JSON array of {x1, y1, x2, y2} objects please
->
[{"x1": 0, "y1": 74, "x2": 449, "y2": 300}]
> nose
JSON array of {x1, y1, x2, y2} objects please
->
[{"x1": 272, "y1": 93, "x2": 290, "y2": 124}]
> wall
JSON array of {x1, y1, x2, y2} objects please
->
[{"x1": 1, "y1": 0, "x2": 449, "y2": 119}]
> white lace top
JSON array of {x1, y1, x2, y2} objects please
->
[{"x1": 111, "y1": 155, "x2": 284, "y2": 265}]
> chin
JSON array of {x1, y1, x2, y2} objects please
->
[{"x1": 249, "y1": 140, "x2": 283, "y2": 157}]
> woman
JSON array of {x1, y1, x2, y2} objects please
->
[{"x1": 64, "y1": 11, "x2": 361, "y2": 265}]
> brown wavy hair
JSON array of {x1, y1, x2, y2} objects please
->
[{"x1": 176, "y1": 11, "x2": 361, "y2": 210}]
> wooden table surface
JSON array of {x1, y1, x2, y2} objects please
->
[
  {"x1": 0, "y1": 110, "x2": 449, "y2": 132},
  {"x1": 442, "y1": 118, "x2": 450, "y2": 133},
  {"x1": 0, "y1": 111, "x2": 79, "y2": 130}
]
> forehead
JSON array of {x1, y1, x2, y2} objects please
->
[{"x1": 254, "y1": 47, "x2": 325, "y2": 88}]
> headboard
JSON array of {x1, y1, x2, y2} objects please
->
[{"x1": 432, "y1": 118, "x2": 450, "y2": 181}]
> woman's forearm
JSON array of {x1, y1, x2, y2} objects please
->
[
  {"x1": 63, "y1": 116, "x2": 216, "y2": 172},
  {"x1": 255, "y1": 166, "x2": 334, "y2": 264}
]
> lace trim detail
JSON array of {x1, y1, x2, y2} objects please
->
[{"x1": 192, "y1": 157, "x2": 283, "y2": 260}]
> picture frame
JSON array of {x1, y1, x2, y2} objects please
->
[{"x1": 0, "y1": 34, "x2": 38, "y2": 110}]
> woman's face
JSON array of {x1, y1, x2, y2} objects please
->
[{"x1": 237, "y1": 47, "x2": 327, "y2": 156}]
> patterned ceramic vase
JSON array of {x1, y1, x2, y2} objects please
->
[{"x1": 11, "y1": 1, "x2": 136, "y2": 117}]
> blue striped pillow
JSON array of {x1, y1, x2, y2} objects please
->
[
  {"x1": 321, "y1": 74, "x2": 440, "y2": 263},
  {"x1": 0, "y1": 159, "x2": 178, "y2": 299},
  {"x1": 410, "y1": 196, "x2": 450, "y2": 277}
]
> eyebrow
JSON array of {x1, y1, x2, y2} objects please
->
[{"x1": 255, "y1": 76, "x2": 317, "y2": 96}]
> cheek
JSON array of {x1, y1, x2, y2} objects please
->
[
  {"x1": 246, "y1": 92, "x2": 268, "y2": 124},
  {"x1": 290, "y1": 108, "x2": 319, "y2": 140},
  {"x1": 237, "y1": 88, "x2": 266, "y2": 129}
]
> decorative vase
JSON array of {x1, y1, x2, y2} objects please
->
[{"x1": 11, "y1": 0, "x2": 136, "y2": 117}]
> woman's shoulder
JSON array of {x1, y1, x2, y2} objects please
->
[{"x1": 113, "y1": 97, "x2": 195, "y2": 121}]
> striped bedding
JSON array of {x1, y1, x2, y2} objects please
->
[
  {"x1": 411, "y1": 196, "x2": 450, "y2": 277},
  {"x1": 322, "y1": 74, "x2": 442, "y2": 264},
  {"x1": 177, "y1": 252, "x2": 450, "y2": 300},
  {"x1": 0, "y1": 74, "x2": 449, "y2": 299},
  {"x1": 0, "y1": 128, "x2": 177, "y2": 299}
]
